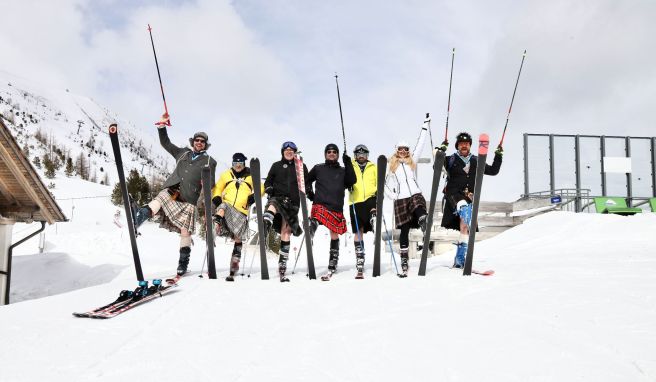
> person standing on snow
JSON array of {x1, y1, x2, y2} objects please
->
[
  {"x1": 263, "y1": 141, "x2": 313, "y2": 282},
  {"x1": 347, "y1": 144, "x2": 378, "y2": 279},
  {"x1": 306, "y1": 143, "x2": 356, "y2": 280},
  {"x1": 212, "y1": 153, "x2": 261, "y2": 281},
  {"x1": 439, "y1": 132, "x2": 502, "y2": 268},
  {"x1": 384, "y1": 115, "x2": 431, "y2": 277},
  {"x1": 133, "y1": 113, "x2": 217, "y2": 276}
]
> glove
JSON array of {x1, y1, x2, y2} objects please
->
[
  {"x1": 342, "y1": 153, "x2": 351, "y2": 165},
  {"x1": 247, "y1": 194, "x2": 255, "y2": 207},
  {"x1": 213, "y1": 214, "x2": 223, "y2": 224},
  {"x1": 495, "y1": 145, "x2": 504, "y2": 156},
  {"x1": 155, "y1": 113, "x2": 170, "y2": 127},
  {"x1": 212, "y1": 196, "x2": 222, "y2": 208},
  {"x1": 437, "y1": 140, "x2": 448, "y2": 152},
  {"x1": 264, "y1": 186, "x2": 273, "y2": 196},
  {"x1": 307, "y1": 190, "x2": 315, "y2": 202}
]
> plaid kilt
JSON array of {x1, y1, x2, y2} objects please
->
[
  {"x1": 311, "y1": 203, "x2": 347, "y2": 235},
  {"x1": 218, "y1": 202, "x2": 249, "y2": 241},
  {"x1": 393, "y1": 193, "x2": 427, "y2": 228},
  {"x1": 153, "y1": 189, "x2": 196, "y2": 234}
]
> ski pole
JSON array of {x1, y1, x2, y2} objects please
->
[
  {"x1": 147, "y1": 24, "x2": 171, "y2": 126},
  {"x1": 199, "y1": 249, "x2": 208, "y2": 278},
  {"x1": 499, "y1": 50, "x2": 527, "y2": 148},
  {"x1": 382, "y1": 215, "x2": 399, "y2": 275},
  {"x1": 291, "y1": 235, "x2": 305, "y2": 274},
  {"x1": 334, "y1": 73, "x2": 347, "y2": 153},
  {"x1": 444, "y1": 48, "x2": 455, "y2": 142}
]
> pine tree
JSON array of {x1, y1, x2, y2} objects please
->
[
  {"x1": 111, "y1": 169, "x2": 150, "y2": 206},
  {"x1": 32, "y1": 156, "x2": 41, "y2": 169},
  {"x1": 43, "y1": 155, "x2": 56, "y2": 179},
  {"x1": 65, "y1": 157, "x2": 74, "y2": 177}
]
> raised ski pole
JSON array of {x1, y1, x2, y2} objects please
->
[
  {"x1": 147, "y1": 24, "x2": 171, "y2": 126},
  {"x1": 444, "y1": 48, "x2": 455, "y2": 142},
  {"x1": 108, "y1": 124, "x2": 144, "y2": 281},
  {"x1": 498, "y1": 50, "x2": 527, "y2": 148},
  {"x1": 335, "y1": 74, "x2": 366, "y2": 259},
  {"x1": 463, "y1": 134, "x2": 489, "y2": 276}
]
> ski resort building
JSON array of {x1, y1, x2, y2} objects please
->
[{"x1": 0, "y1": 118, "x2": 66, "y2": 305}]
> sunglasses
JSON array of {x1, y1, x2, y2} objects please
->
[
  {"x1": 397, "y1": 147, "x2": 409, "y2": 152},
  {"x1": 194, "y1": 138, "x2": 206, "y2": 143},
  {"x1": 326, "y1": 150, "x2": 338, "y2": 154}
]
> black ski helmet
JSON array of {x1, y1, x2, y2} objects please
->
[
  {"x1": 324, "y1": 143, "x2": 339, "y2": 155},
  {"x1": 455, "y1": 132, "x2": 472, "y2": 149},
  {"x1": 353, "y1": 144, "x2": 369, "y2": 154}
]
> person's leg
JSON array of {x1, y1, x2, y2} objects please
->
[
  {"x1": 278, "y1": 221, "x2": 292, "y2": 281},
  {"x1": 327, "y1": 231, "x2": 340, "y2": 274},
  {"x1": 177, "y1": 228, "x2": 192, "y2": 275},
  {"x1": 399, "y1": 223, "x2": 411, "y2": 275}
]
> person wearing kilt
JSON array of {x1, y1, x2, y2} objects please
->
[
  {"x1": 211, "y1": 153, "x2": 261, "y2": 281},
  {"x1": 263, "y1": 141, "x2": 314, "y2": 282},
  {"x1": 347, "y1": 144, "x2": 377, "y2": 278},
  {"x1": 383, "y1": 116, "x2": 431, "y2": 277},
  {"x1": 307, "y1": 143, "x2": 356, "y2": 279},
  {"x1": 132, "y1": 113, "x2": 217, "y2": 276}
]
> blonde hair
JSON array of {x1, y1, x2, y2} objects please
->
[{"x1": 389, "y1": 152, "x2": 416, "y2": 173}]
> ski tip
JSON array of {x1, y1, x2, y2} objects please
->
[
  {"x1": 109, "y1": 124, "x2": 117, "y2": 134},
  {"x1": 478, "y1": 134, "x2": 490, "y2": 155}
]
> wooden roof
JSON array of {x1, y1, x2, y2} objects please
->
[{"x1": 0, "y1": 119, "x2": 66, "y2": 224}]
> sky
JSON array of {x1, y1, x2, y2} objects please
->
[{"x1": 1, "y1": 0, "x2": 655, "y2": 201}]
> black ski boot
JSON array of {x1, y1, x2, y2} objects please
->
[
  {"x1": 226, "y1": 244, "x2": 242, "y2": 281},
  {"x1": 278, "y1": 253, "x2": 290, "y2": 282},
  {"x1": 399, "y1": 247, "x2": 409, "y2": 278},
  {"x1": 418, "y1": 214, "x2": 428, "y2": 234},
  {"x1": 177, "y1": 246, "x2": 191, "y2": 276},
  {"x1": 322, "y1": 239, "x2": 339, "y2": 281},
  {"x1": 263, "y1": 211, "x2": 274, "y2": 239},
  {"x1": 133, "y1": 205, "x2": 152, "y2": 229},
  {"x1": 354, "y1": 241, "x2": 365, "y2": 279}
]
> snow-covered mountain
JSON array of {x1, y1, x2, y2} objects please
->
[{"x1": 0, "y1": 70, "x2": 172, "y2": 188}]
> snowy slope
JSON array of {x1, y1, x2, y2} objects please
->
[{"x1": 1, "y1": 172, "x2": 656, "y2": 381}]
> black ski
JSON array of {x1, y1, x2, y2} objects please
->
[
  {"x1": 250, "y1": 158, "x2": 269, "y2": 280},
  {"x1": 108, "y1": 124, "x2": 144, "y2": 281},
  {"x1": 294, "y1": 154, "x2": 316, "y2": 279},
  {"x1": 418, "y1": 150, "x2": 446, "y2": 276},
  {"x1": 463, "y1": 134, "x2": 489, "y2": 276},
  {"x1": 201, "y1": 167, "x2": 217, "y2": 279},
  {"x1": 372, "y1": 155, "x2": 387, "y2": 277}
]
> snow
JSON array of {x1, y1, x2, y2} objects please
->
[{"x1": 1, "y1": 172, "x2": 656, "y2": 381}]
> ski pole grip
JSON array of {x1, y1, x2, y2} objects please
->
[{"x1": 479, "y1": 134, "x2": 489, "y2": 155}]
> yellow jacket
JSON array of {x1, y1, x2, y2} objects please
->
[
  {"x1": 211, "y1": 168, "x2": 262, "y2": 215},
  {"x1": 349, "y1": 159, "x2": 377, "y2": 205}
]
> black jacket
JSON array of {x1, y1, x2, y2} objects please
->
[
  {"x1": 440, "y1": 152, "x2": 502, "y2": 230},
  {"x1": 159, "y1": 127, "x2": 217, "y2": 205},
  {"x1": 307, "y1": 159, "x2": 356, "y2": 212},
  {"x1": 264, "y1": 157, "x2": 313, "y2": 207}
]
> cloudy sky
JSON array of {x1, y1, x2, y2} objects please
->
[{"x1": 2, "y1": 0, "x2": 655, "y2": 201}]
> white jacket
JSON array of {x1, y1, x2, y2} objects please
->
[{"x1": 384, "y1": 125, "x2": 428, "y2": 200}]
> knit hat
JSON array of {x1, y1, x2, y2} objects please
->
[
  {"x1": 455, "y1": 132, "x2": 472, "y2": 149},
  {"x1": 232, "y1": 152, "x2": 247, "y2": 163},
  {"x1": 324, "y1": 143, "x2": 339, "y2": 155}
]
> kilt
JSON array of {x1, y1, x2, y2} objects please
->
[
  {"x1": 266, "y1": 196, "x2": 303, "y2": 237},
  {"x1": 153, "y1": 189, "x2": 196, "y2": 234},
  {"x1": 349, "y1": 196, "x2": 376, "y2": 234},
  {"x1": 311, "y1": 203, "x2": 347, "y2": 235},
  {"x1": 393, "y1": 193, "x2": 427, "y2": 228},
  {"x1": 218, "y1": 202, "x2": 249, "y2": 241}
]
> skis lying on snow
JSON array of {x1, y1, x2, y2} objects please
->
[
  {"x1": 73, "y1": 276, "x2": 180, "y2": 319},
  {"x1": 441, "y1": 265, "x2": 494, "y2": 276}
]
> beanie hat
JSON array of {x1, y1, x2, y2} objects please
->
[
  {"x1": 324, "y1": 143, "x2": 339, "y2": 155},
  {"x1": 232, "y1": 152, "x2": 247, "y2": 163}
]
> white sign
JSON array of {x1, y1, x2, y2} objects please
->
[{"x1": 603, "y1": 157, "x2": 632, "y2": 173}]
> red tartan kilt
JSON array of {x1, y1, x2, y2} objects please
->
[{"x1": 311, "y1": 204, "x2": 347, "y2": 235}]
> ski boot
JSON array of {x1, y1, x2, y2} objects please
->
[
  {"x1": 355, "y1": 242, "x2": 365, "y2": 279},
  {"x1": 418, "y1": 214, "x2": 428, "y2": 234},
  {"x1": 457, "y1": 202, "x2": 473, "y2": 227},
  {"x1": 214, "y1": 215, "x2": 231, "y2": 238},
  {"x1": 453, "y1": 242, "x2": 467, "y2": 269},
  {"x1": 263, "y1": 211, "x2": 274, "y2": 238},
  {"x1": 278, "y1": 253, "x2": 290, "y2": 282},
  {"x1": 133, "y1": 205, "x2": 152, "y2": 233},
  {"x1": 177, "y1": 246, "x2": 191, "y2": 276},
  {"x1": 399, "y1": 248, "x2": 409, "y2": 278},
  {"x1": 226, "y1": 254, "x2": 241, "y2": 282},
  {"x1": 322, "y1": 241, "x2": 339, "y2": 281}
]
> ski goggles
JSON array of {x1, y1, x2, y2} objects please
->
[
  {"x1": 397, "y1": 147, "x2": 410, "y2": 152},
  {"x1": 355, "y1": 152, "x2": 369, "y2": 159},
  {"x1": 281, "y1": 141, "x2": 298, "y2": 151},
  {"x1": 232, "y1": 161, "x2": 245, "y2": 166}
]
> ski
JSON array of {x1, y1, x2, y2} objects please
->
[
  {"x1": 294, "y1": 154, "x2": 316, "y2": 280},
  {"x1": 443, "y1": 265, "x2": 494, "y2": 276},
  {"x1": 463, "y1": 134, "x2": 490, "y2": 276},
  {"x1": 201, "y1": 167, "x2": 217, "y2": 279},
  {"x1": 321, "y1": 271, "x2": 334, "y2": 281},
  {"x1": 355, "y1": 272, "x2": 364, "y2": 279},
  {"x1": 108, "y1": 123, "x2": 144, "y2": 281},
  {"x1": 73, "y1": 278, "x2": 179, "y2": 319},
  {"x1": 372, "y1": 155, "x2": 387, "y2": 277},
  {"x1": 249, "y1": 158, "x2": 269, "y2": 280},
  {"x1": 418, "y1": 150, "x2": 446, "y2": 276}
]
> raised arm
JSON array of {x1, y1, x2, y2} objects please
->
[{"x1": 412, "y1": 116, "x2": 431, "y2": 163}]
